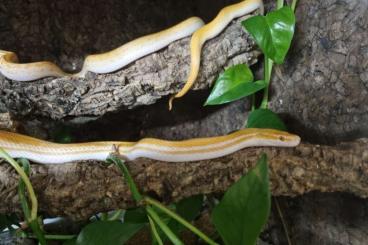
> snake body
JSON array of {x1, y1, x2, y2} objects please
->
[
  {"x1": 0, "y1": 17, "x2": 205, "y2": 81},
  {"x1": 0, "y1": 0, "x2": 262, "y2": 84},
  {"x1": 76, "y1": 17, "x2": 205, "y2": 77},
  {"x1": 169, "y1": 0, "x2": 264, "y2": 109},
  {"x1": 0, "y1": 128, "x2": 300, "y2": 164},
  {"x1": 0, "y1": 1, "x2": 279, "y2": 166},
  {"x1": 0, "y1": 50, "x2": 71, "y2": 81}
]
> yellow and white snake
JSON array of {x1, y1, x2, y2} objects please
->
[
  {"x1": 169, "y1": 0, "x2": 263, "y2": 109},
  {"x1": 0, "y1": 17, "x2": 205, "y2": 81},
  {"x1": 0, "y1": 128, "x2": 300, "y2": 164},
  {"x1": 0, "y1": 0, "x2": 263, "y2": 106},
  {"x1": 0, "y1": 0, "x2": 288, "y2": 166}
]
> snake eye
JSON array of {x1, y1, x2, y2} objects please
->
[{"x1": 279, "y1": 136, "x2": 286, "y2": 141}]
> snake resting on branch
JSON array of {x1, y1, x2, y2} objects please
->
[
  {"x1": 0, "y1": 128, "x2": 300, "y2": 164},
  {"x1": 0, "y1": 0, "x2": 298, "y2": 165},
  {"x1": 0, "y1": 0, "x2": 263, "y2": 107}
]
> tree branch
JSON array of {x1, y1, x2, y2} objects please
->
[
  {"x1": 0, "y1": 16, "x2": 260, "y2": 119},
  {"x1": 0, "y1": 139, "x2": 367, "y2": 220}
]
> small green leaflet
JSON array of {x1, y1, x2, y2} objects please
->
[
  {"x1": 211, "y1": 154, "x2": 271, "y2": 245},
  {"x1": 242, "y1": 6, "x2": 295, "y2": 64},
  {"x1": 246, "y1": 109, "x2": 287, "y2": 131},
  {"x1": 205, "y1": 64, "x2": 266, "y2": 105},
  {"x1": 76, "y1": 221, "x2": 144, "y2": 245}
]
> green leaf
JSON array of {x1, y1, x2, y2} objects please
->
[
  {"x1": 168, "y1": 195, "x2": 204, "y2": 235},
  {"x1": 205, "y1": 64, "x2": 266, "y2": 105},
  {"x1": 211, "y1": 154, "x2": 270, "y2": 245},
  {"x1": 76, "y1": 221, "x2": 144, "y2": 245},
  {"x1": 63, "y1": 238, "x2": 77, "y2": 245},
  {"x1": 246, "y1": 109, "x2": 287, "y2": 131},
  {"x1": 176, "y1": 195, "x2": 203, "y2": 221},
  {"x1": 242, "y1": 6, "x2": 295, "y2": 64},
  {"x1": 124, "y1": 207, "x2": 148, "y2": 224}
]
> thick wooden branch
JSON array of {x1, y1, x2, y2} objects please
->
[
  {"x1": 0, "y1": 17, "x2": 260, "y2": 119},
  {"x1": 0, "y1": 139, "x2": 367, "y2": 220}
]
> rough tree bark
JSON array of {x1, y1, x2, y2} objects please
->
[
  {"x1": 0, "y1": 113, "x2": 16, "y2": 131},
  {"x1": 0, "y1": 16, "x2": 259, "y2": 119},
  {"x1": 0, "y1": 139, "x2": 367, "y2": 220}
]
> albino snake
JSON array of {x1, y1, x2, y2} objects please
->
[
  {"x1": 0, "y1": 1, "x2": 281, "y2": 166},
  {"x1": 0, "y1": 128, "x2": 300, "y2": 164},
  {"x1": 0, "y1": 0, "x2": 263, "y2": 101},
  {"x1": 0, "y1": 17, "x2": 205, "y2": 81},
  {"x1": 169, "y1": 0, "x2": 264, "y2": 109}
]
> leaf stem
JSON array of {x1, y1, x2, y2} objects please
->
[
  {"x1": 0, "y1": 148, "x2": 38, "y2": 222},
  {"x1": 148, "y1": 215, "x2": 164, "y2": 245},
  {"x1": 251, "y1": 94, "x2": 256, "y2": 111},
  {"x1": 18, "y1": 161, "x2": 31, "y2": 220},
  {"x1": 291, "y1": 0, "x2": 298, "y2": 12},
  {"x1": 260, "y1": 56, "x2": 273, "y2": 109},
  {"x1": 108, "y1": 156, "x2": 143, "y2": 202},
  {"x1": 28, "y1": 234, "x2": 76, "y2": 240},
  {"x1": 146, "y1": 206, "x2": 183, "y2": 245},
  {"x1": 274, "y1": 197, "x2": 293, "y2": 245},
  {"x1": 145, "y1": 197, "x2": 219, "y2": 245},
  {"x1": 277, "y1": 0, "x2": 284, "y2": 9}
]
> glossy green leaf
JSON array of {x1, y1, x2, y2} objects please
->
[
  {"x1": 168, "y1": 195, "x2": 204, "y2": 235},
  {"x1": 242, "y1": 6, "x2": 295, "y2": 64},
  {"x1": 246, "y1": 109, "x2": 287, "y2": 131},
  {"x1": 176, "y1": 195, "x2": 203, "y2": 221},
  {"x1": 205, "y1": 64, "x2": 266, "y2": 105},
  {"x1": 211, "y1": 154, "x2": 270, "y2": 245},
  {"x1": 76, "y1": 221, "x2": 144, "y2": 245}
]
